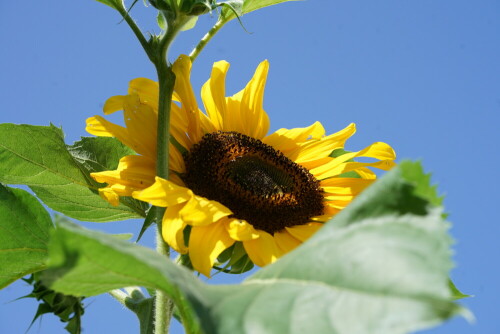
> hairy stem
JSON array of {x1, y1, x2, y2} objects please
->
[
  {"x1": 153, "y1": 21, "x2": 180, "y2": 334},
  {"x1": 189, "y1": 19, "x2": 225, "y2": 62}
]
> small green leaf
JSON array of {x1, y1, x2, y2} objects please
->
[
  {"x1": 181, "y1": 16, "x2": 199, "y2": 31},
  {"x1": 157, "y1": 11, "x2": 167, "y2": 30},
  {"x1": 68, "y1": 136, "x2": 135, "y2": 172},
  {"x1": 449, "y1": 279, "x2": 471, "y2": 300},
  {"x1": 136, "y1": 207, "x2": 157, "y2": 242},
  {"x1": 0, "y1": 185, "x2": 53, "y2": 289},
  {"x1": 0, "y1": 124, "x2": 143, "y2": 222}
]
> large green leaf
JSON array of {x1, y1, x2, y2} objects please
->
[
  {"x1": 0, "y1": 124, "x2": 143, "y2": 222},
  {"x1": 220, "y1": 0, "x2": 297, "y2": 22},
  {"x1": 0, "y1": 185, "x2": 53, "y2": 289},
  {"x1": 41, "y1": 161, "x2": 466, "y2": 333}
]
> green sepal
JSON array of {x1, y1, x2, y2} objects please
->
[
  {"x1": 121, "y1": 287, "x2": 155, "y2": 334},
  {"x1": 214, "y1": 242, "x2": 254, "y2": 274},
  {"x1": 449, "y1": 279, "x2": 472, "y2": 300},
  {"x1": 23, "y1": 274, "x2": 84, "y2": 334},
  {"x1": 136, "y1": 207, "x2": 157, "y2": 242}
]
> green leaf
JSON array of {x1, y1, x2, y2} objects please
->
[
  {"x1": 41, "y1": 161, "x2": 467, "y2": 333},
  {"x1": 157, "y1": 11, "x2": 167, "y2": 30},
  {"x1": 401, "y1": 160, "x2": 443, "y2": 206},
  {"x1": 0, "y1": 185, "x2": 53, "y2": 289},
  {"x1": 68, "y1": 136, "x2": 135, "y2": 172},
  {"x1": 41, "y1": 221, "x2": 202, "y2": 334},
  {"x1": 67, "y1": 136, "x2": 149, "y2": 217},
  {"x1": 0, "y1": 124, "x2": 143, "y2": 222},
  {"x1": 220, "y1": 0, "x2": 297, "y2": 22}
]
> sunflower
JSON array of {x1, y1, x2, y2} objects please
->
[{"x1": 86, "y1": 55, "x2": 396, "y2": 276}]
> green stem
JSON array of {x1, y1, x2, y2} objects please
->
[
  {"x1": 155, "y1": 219, "x2": 175, "y2": 334},
  {"x1": 153, "y1": 20, "x2": 182, "y2": 334},
  {"x1": 189, "y1": 19, "x2": 225, "y2": 62},
  {"x1": 109, "y1": 289, "x2": 128, "y2": 306}
]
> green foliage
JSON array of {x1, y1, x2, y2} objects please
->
[
  {"x1": 0, "y1": 185, "x2": 53, "y2": 289},
  {"x1": 40, "y1": 221, "x2": 202, "y2": 334},
  {"x1": 0, "y1": 124, "x2": 145, "y2": 222},
  {"x1": 23, "y1": 275, "x2": 84, "y2": 334},
  {"x1": 41, "y1": 161, "x2": 466, "y2": 333},
  {"x1": 215, "y1": 242, "x2": 254, "y2": 274},
  {"x1": 68, "y1": 136, "x2": 135, "y2": 172}
]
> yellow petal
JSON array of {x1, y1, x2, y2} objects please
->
[
  {"x1": 172, "y1": 55, "x2": 198, "y2": 114},
  {"x1": 128, "y1": 78, "x2": 159, "y2": 110},
  {"x1": 285, "y1": 223, "x2": 323, "y2": 242},
  {"x1": 189, "y1": 222, "x2": 235, "y2": 277},
  {"x1": 172, "y1": 55, "x2": 205, "y2": 145},
  {"x1": 243, "y1": 229, "x2": 280, "y2": 267},
  {"x1": 122, "y1": 96, "x2": 157, "y2": 157},
  {"x1": 169, "y1": 144, "x2": 185, "y2": 173},
  {"x1": 133, "y1": 177, "x2": 192, "y2": 207},
  {"x1": 226, "y1": 219, "x2": 260, "y2": 241},
  {"x1": 355, "y1": 167, "x2": 377, "y2": 179},
  {"x1": 201, "y1": 60, "x2": 230, "y2": 131},
  {"x1": 228, "y1": 60, "x2": 270, "y2": 139},
  {"x1": 292, "y1": 123, "x2": 357, "y2": 163},
  {"x1": 179, "y1": 195, "x2": 232, "y2": 226},
  {"x1": 103, "y1": 95, "x2": 127, "y2": 115},
  {"x1": 273, "y1": 230, "x2": 301, "y2": 255},
  {"x1": 85, "y1": 116, "x2": 119, "y2": 137},
  {"x1": 298, "y1": 157, "x2": 333, "y2": 170},
  {"x1": 98, "y1": 187, "x2": 120, "y2": 206},
  {"x1": 321, "y1": 178, "x2": 374, "y2": 196},
  {"x1": 86, "y1": 115, "x2": 138, "y2": 152},
  {"x1": 310, "y1": 142, "x2": 396, "y2": 178},
  {"x1": 91, "y1": 155, "x2": 156, "y2": 194},
  {"x1": 162, "y1": 203, "x2": 188, "y2": 254},
  {"x1": 263, "y1": 121, "x2": 325, "y2": 154}
]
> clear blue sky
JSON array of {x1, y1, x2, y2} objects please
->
[{"x1": 1, "y1": 0, "x2": 499, "y2": 333}]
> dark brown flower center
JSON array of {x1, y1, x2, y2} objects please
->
[{"x1": 181, "y1": 131, "x2": 324, "y2": 234}]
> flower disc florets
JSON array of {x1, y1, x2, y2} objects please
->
[{"x1": 182, "y1": 131, "x2": 325, "y2": 234}]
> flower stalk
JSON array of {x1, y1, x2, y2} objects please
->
[
  {"x1": 152, "y1": 23, "x2": 180, "y2": 334},
  {"x1": 118, "y1": 5, "x2": 184, "y2": 332},
  {"x1": 189, "y1": 19, "x2": 224, "y2": 61}
]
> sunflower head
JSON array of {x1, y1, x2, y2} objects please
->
[{"x1": 87, "y1": 55, "x2": 397, "y2": 277}]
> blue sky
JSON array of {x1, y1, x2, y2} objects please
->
[{"x1": 1, "y1": 0, "x2": 499, "y2": 333}]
